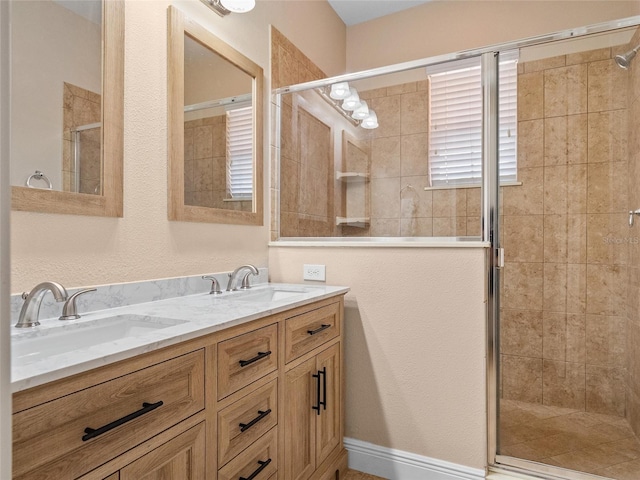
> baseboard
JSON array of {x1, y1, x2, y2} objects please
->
[{"x1": 344, "y1": 438, "x2": 485, "y2": 480}]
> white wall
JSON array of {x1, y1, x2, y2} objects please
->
[
  {"x1": 10, "y1": 0, "x2": 346, "y2": 294},
  {"x1": 10, "y1": 0, "x2": 101, "y2": 190}
]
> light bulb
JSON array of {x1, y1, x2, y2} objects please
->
[
  {"x1": 220, "y1": 0, "x2": 255, "y2": 13},
  {"x1": 351, "y1": 101, "x2": 370, "y2": 120},
  {"x1": 329, "y1": 82, "x2": 350, "y2": 100},
  {"x1": 361, "y1": 110, "x2": 378, "y2": 129},
  {"x1": 342, "y1": 88, "x2": 361, "y2": 111}
]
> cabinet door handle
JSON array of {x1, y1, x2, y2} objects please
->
[
  {"x1": 82, "y1": 401, "x2": 163, "y2": 442},
  {"x1": 312, "y1": 371, "x2": 321, "y2": 415},
  {"x1": 239, "y1": 409, "x2": 272, "y2": 432},
  {"x1": 239, "y1": 351, "x2": 271, "y2": 367},
  {"x1": 239, "y1": 459, "x2": 271, "y2": 480},
  {"x1": 319, "y1": 367, "x2": 327, "y2": 410},
  {"x1": 307, "y1": 324, "x2": 331, "y2": 336}
]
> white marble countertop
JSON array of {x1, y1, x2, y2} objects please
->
[{"x1": 11, "y1": 283, "x2": 349, "y2": 393}]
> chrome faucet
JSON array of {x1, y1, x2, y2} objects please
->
[
  {"x1": 202, "y1": 275, "x2": 223, "y2": 295},
  {"x1": 15, "y1": 281, "x2": 68, "y2": 328},
  {"x1": 226, "y1": 265, "x2": 259, "y2": 291},
  {"x1": 59, "y1": 288, "x2": 96, "y2": 320}
]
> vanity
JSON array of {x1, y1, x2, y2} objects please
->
[{"x1": 10, "y1": 282, "x2": 348, "y2": 480}]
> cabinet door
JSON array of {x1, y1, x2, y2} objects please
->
[
  {"x1": 315, "y1": 343, "x2": 341, "y2": 466},
  {"x1": 120, "y1": 422, "x2": 205, "y2": 480},
  {"x1": 284, "y1": 357, "x2": 317, "y2": 480}
]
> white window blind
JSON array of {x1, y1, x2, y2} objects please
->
[
  {"x1": 427, "y1": 52, "x2": 518, "y2": 187},
  {"x1": 226, "y1": 105, "x2": 253, "y2": 198}
]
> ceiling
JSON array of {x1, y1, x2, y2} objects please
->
[{"x1": 327, "y1": 0, "x2": 432, "y2": 26}]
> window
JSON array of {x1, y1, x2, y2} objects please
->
[
  {"x1": 226, "y1": 105, "x2": 253, "y2": 198},
  {"x1": 428, "y1": 52, "x2": 518, "y2": 187}
]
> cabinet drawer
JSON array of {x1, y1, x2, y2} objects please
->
[
  {"x1": 218, "y1": 324, "x2": 278, "y2": 400},
  {"x1": 13, "y1": 349, "x2": 205, "y2": 480},
  {"x1": 218, "y1": 379, "x2": 278, "y2": 467},
  {"x1": 218, "y1": 427, "x2": 278, "y2": 480},
  {"x1": 285, "y1": 302, "x2": 340, "y2": 363}
]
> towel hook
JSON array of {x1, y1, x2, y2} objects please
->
[
  {"x1": 629, "y1": 209, "x2": 640, "y2": 227},
  {"x1": 25, "y1": 170, "x2": 53, "y2": 190}
]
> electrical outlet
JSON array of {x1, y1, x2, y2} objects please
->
[{"x1": 303, "y1": 264, "x2": 326, "y2": 281}]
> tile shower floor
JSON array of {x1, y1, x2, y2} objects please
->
[{"x1": 500, "y1": 400, "x2": 640, "y2": 479}]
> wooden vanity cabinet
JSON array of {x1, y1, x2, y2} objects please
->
[
  {"x1": 12, "y1": 294, "x2": 346, "y2": 480},
  {"x1": 284, "y1": 343, "x2": 341, "y2": 480},
  {"x1": 117, "y1": 422, "x2": 206, "y2": 480}
]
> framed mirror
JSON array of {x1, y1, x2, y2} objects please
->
[
  {"x1": 168, "y1": 6, "x2": 263, "y2": 225},
  {"x1": 10, "y1": 0, "x2": 124, "y2": 217}
]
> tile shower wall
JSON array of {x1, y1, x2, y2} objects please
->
[
  {"x1": 360, "y1": 84, "x2": 480, "y2": 237},
  {"x1": 272, "y1": 28, "x2": 480, "y2": 239},
  {"x1": 184, "y1": 115, "x2": 251, "y2": 211},
  {"x1": 500, "y1": 44, "x2": 633, "y2": 417},
  {"x1": 625, "y1": 28, "x2": 640, "y2": 437},
  {"x1": 62, "y1": 82, "x2": 101, "y2": 195},
  {"x1": 271, "y1": 27, "x2": 342, "y2": 238}
]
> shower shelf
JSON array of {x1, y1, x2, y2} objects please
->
[
  {"x1": 336, "y1": 171, "x2": 369, "y2": 182},
  {"x1": 336, "y1": 216, "x2": 370, "y2": 227}
]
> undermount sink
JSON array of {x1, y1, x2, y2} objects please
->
[
  {"x1": 232, "y1": 286, "x2": 310, "y2": 303},
  {"x1": 12, "y1": 314, "x2": 187, "y2": 365}
]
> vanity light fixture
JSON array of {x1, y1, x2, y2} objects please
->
[
  {"x1": 200, "y1": 0, "x2": 255, "y2": 16},
  {"x1": 220, "y1": 0, "x2": 256, "y2": 13},
  {"x1": 317, "y1": 85, "x2": 378, "y2": 129},
  {"x1": 361, "y1": 110, "x2": 379, "y2": 129},
  {"x1": 329, "y1": 82, "x2": 351, "y2": 100},
  {"x1": 351, "y1": 100, "x2": 370, "y2": 120},
  {"x1": 342, "y1": 88, "x2": 361, "y2": 110}
]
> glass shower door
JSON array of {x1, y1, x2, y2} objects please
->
[
  {"x1": 70, "y1": 123, "x2": 102, "y2": 195},
  {"x1": 496, "y1": 23, "x2": 640, "y2": 480}
]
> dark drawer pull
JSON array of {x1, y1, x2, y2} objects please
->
[
  {"x1": 82, "y1": 401, "x2": 163, "y2": 442},
  {"x1": 319, "y1": 367, "x2": 327, "y2": 410},
  {"x1": 312, "y1": 370, "x2": 321, "y2": 415},
  {"x1": 239, "y1": 458, "x2": 271, "y2": 480},
  {"x1": 239, "y1": 351, "x2": 272, "y2": 367},
  {"x1": 239, "y1": 409, "x2": 272, "y2": 432},
  {"x1": 307, "y1": 324, "x2": 330, "y2": 336}
]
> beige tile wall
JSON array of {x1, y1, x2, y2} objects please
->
[
  {"x1": 272, "y1": 28, "x2": 482, "y2": 239},
  {"x1": 62, "y1": 82, "x2": 101, "y2": 195},
  {"x1": 360, "y1": 84, "x2": 480, "y2": 237},
  {"x1": 625, "y1": 27, "x2": 640, "y2": 437},
  {"x1": 183, "y1": 115, "x2": 250, "y2": 212},
  {"x1": 501, "y1": 42, "x2": 634, "y2": 417},
  {"x1": 184, "y1": 115, "x2": 252, "y2": 212},
  {"x1": 271, "y1": 27, "x2": 334, "y2": 240}
]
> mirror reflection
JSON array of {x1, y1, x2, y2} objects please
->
[
  {"x1": 11, "y1": 0, "x2": 103, "y2": 195},
  {"x1": 167, "y1": 6, "x2": 263, "y2": 225},
  {"x1": 183, "y1": 33, "x2": 253, "y2": 211}
]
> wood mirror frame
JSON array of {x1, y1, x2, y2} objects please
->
[
  {"x1": 11, "y1": 0, "x2": 124, "y2": 217},
  {"x1": 167, "y1": 6, "x2": 263, "y2": 225}
]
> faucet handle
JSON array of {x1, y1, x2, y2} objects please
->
[
  {"x1": 59, "y1": 288, "x2": 96, "y2": 320},
  {"x1": 240, "y1": 272, "x2": 254, "y2": 290},
  {"x1": 202, "y1": 275, "x2": 222, "y2": 295}
]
